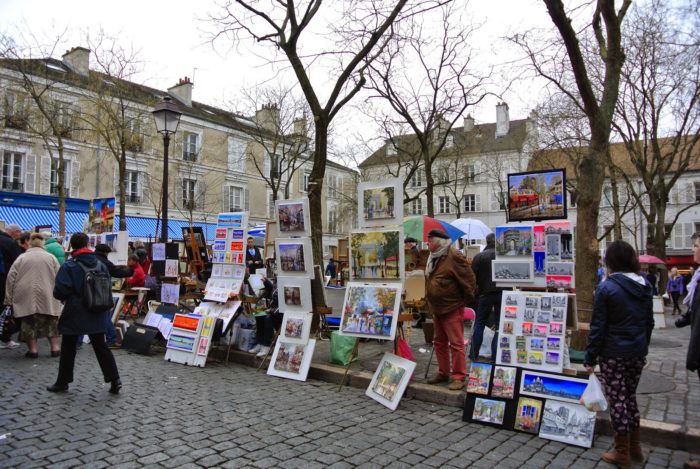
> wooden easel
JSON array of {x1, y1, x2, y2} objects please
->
[{"x1": 186, "y1": 227, "x2": 204, "y2": 278}]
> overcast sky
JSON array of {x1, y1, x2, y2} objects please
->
[{"x1": 1, "y1": 0, "x2": 554, "y2": 151}]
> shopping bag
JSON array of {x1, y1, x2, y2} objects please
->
[
  {"x1": 330, "y1": 331, "x2": 358, "y2": 365},
  {"x1": 478, "y1": 327, "x2": 495, "y2": 358},
  {"x1": 0, "y1": 305, "x2": 15, "y2": 337},
  {"x1": 396, "y1": 336, "x2": 415, "y2": 361},
  {"x1": 580, "y1": 373, "x2": 608, "y2": 412}
]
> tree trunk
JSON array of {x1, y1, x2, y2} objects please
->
[
  {"x1": 308, "y1": 119, "x2": 329, "y2": 319},
  {"x1": 57, "y1": 142, "x2": 66, "y2": 237},
  {"x1": 119, "y1": 150, "x2": 127, "y2": 231},
  {"x1": 424, "y1": 149, "x2": 435, "y2": 217}
]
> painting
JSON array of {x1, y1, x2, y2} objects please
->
[
  {"x1": 495, "y1": 226, "x2": 533, "y2": 257},
  {"x1": 519, "y1": 371, "x2": 589, "y2": 404},
  {"x1": 467, "y1": 362, "x2": 493, "y2": 395},
  {"x1": 493, "y1": 260, "x2": 534, "y2": 283},
  {"x1": 546, "y1": 235, "x2": 561, "y2": 261},
  {"x1": 279, "y1": 312, "x2": 312, "y2": 345},
  {"x1": 472, "y1": 398, "x2": 506, "y2": 425},
  {"x1": 539, "y1": 400, "x2": 596, "y2": 448},
  {"x1": 506, "y1": 169, "x2": 567, "y2": 223},
  {"x1": 357, "y1": 178, "x2": 403, "y2": 228},
  {"x1": 275, "y1": 198, "x2": 311, "y2": 236},
  {"x1": 339, "y1": 282, "x2": 402, "y2": 340},
  {"x1": 267, "y1": 339, "x2": 316, "y2": 382},
  {"x1": 366, "y1": 353, "x2": 416, "y2": 411},
  {"x1": 276, "y1": 277, "x2": 312, "y2": 313},
  {"x1": 349, "y1": 228, "x2": 404, "y2": 281},
  {"x1": 514, "y1": 397, "x2": 543, "y2": 434},
  {"x1": 546, "y1": 262, "x2": 574, "y2": 276},
  {"x1": 534, "y1": 252, "x2": 546, "y2": 277},
  {"x1": 491, "y1": 366, "x2": 517, "y2": 399},
  {"x1": 275, "y1": 238, "x2": 313, "y2": 278},
  {"x1": 546, "y1": 275, "x2": 573, "y2": 289}
]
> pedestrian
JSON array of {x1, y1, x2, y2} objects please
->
[
  {"x1": 424, "y1": 229, "x2": 476, "y2": 391},
  {"x1": 95, "y1": 244, "x2": 133, "y2": 347},
  {"x1": 684, "y1": 266, "x2": 696, "y2": 290},
  {"x1": 4, "y1": 233, "x2": 62, "y2": 358},
  {"x1": 47, "y1": 232, "x2": 121, "y2": 394},
  {"x1": 325, "y1": 258, "x2": 337, "y2": 285},
  {"x1": 645, "y1": 267, "x2": 658, "y2": 296},
  {"x1": 245, "y1": 236, "x2": 264, "y2": 274},
  {"x1": 17, "y1": 230, "x2": 31, "y2": 251},
  {"x1": 132, "y1": 240, "x2": 150, "y2": 274},
  {"x1": 584, "y1": 240, "x2": 654, "y2": 467},
  {"x1": 44, "y1": 234, "x2": 66, "y2": 266},
  {"x1": 469, "y1": 233, "x2": 503, "y2": 362},
  {"x1": 667, "y1": 267, "x2": 685, "y2": 315},
  {"x1": 0, "y1": 223, "x2": 23, "y2": 349},
  {"x1": 676, "y1": 233, "x2": 700, "y2": 469},
  {"x1": 124, "y1": 254, "x2": 145, "y2": 288}
]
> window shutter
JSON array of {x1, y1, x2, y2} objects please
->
[
  {"x1": 196, "y1": 180, "x2": 206, "y2": 210},
  {"x1": 244, "y1": 188, "x2": 250, "y2": 212},
  {"x1": 474, "y1": 163, "x2": 481, "y2": 183},
  {"x1": 71, "y1": 159, "x2": 80, "y2": 197},
  {"x1": 40, "y1": 155, "x2": 51, "y2": 195},
  {"x1": 24, "y1": 154, "x2": 36, "y2": 193},
  {"x1": 141, "y1": 173, "x2": 150, "y2": 206},
  {"x1": 476, "y1": 194, "x2": 482, "y2": 212},
  {"x1": 222, "y1": 184, "x2": 228, "y2": 212},
  {"x1": 263, "y1": 152, "x2": 270, "y2": 178}
]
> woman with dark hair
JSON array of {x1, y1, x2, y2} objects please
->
[{"x1": 585, "y1": 240, "x2": 654, "y2": 467}]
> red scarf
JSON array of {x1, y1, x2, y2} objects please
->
[{"x1": 71, "y1": 247, "x2": 93, "y2": 258}]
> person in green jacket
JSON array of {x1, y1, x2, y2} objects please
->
[{"x1": 43, "y1": 235, "x2": 66, "y2": 266}]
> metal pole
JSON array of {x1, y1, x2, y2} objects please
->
[{"x1": 161, "y1": 133, "x2": 170, "y2": 243}]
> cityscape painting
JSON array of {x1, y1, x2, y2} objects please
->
[
  {"x1": 539, "y1": 400, "x2": 596, "y2": 448},
  {"x1": 276, "y1": 198, "x2": 311, "y2": 236},
  {"x1": 507, "y1": 169, "x2": 567, "y2": 222},
  {"x1": 519, "y1": 371, "x2": 588, "y2": 404},
  {"x1": 339, "y1": 282, "x2": 402, "y2": 340},
  {"x1": 275, "y1": 238, "x2": 313, "y2": 278},
  {"x1": 350, "y1": 229, "x2": 403, "y2": 281},
  {"x1": 366, "y1": 353, "x2": 416, "y2": 411},
  {"x1": 357, "y1": 179, "x2": 403, "y2": 228}
]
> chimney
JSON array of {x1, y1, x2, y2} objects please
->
[
  {"x1": 61, "y1": 47, "x2": 90, "y2": 76},
  {"x1": 168, "y1": 77, "x2": 193, "y2": 108},
  {"x1": 463, "y1": 114, "x2": 474, "y2": 132},
  {"x1": 495, "y1": 102, "x2": 510, "y2": 137},
  {"x1": 292, "y1": 117, "x2": 307, "y2": 136},
  {"x1": 255, "y1": 103, "x2": 281, "y2": 132}
]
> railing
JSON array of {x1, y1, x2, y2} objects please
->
[
  {"x1": 49, "y1": 185, "x2": 70, "y2": 196},
  {"x1": 0, "y1": 180, "x2": 23, "y2": 192}
]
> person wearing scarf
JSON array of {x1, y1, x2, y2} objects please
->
[{"x1": 424, "y1": 229, "x2": 475, "y2": 391}]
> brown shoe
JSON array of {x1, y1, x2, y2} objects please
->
[
  {"x1": 427, "y1": 374, "x2": 449, "y2": 385},
  {"x1": 629, "y1": 429, "x2": 644, "y2": 463},
  {"x1": 601, "y1": 433, "x2": 631, "y2": 468},
  {"x1": 447, "y1": 379, "x2": 465, "y2": 391},
  {"x1": 684, "y1": 461, "x2": 700, "y2": 469}
]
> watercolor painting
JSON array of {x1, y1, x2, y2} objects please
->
[
  {"x1": 467, "y1": 362, "x2": 493, "y2": 395},
  {"x1": 491, "y1": 366, "x2": 517, "y2": 399},
  {"x1": 366, "y1": 353, "x2": 416, "y2": 411},
  {"x1": 514, "y1": 397, "x2": 543, "y2": 434},
  {"x1": 539, "y1": 400, "x2": 596, "y2": 448},
  {"x1": 350, "y1": 229, "x2": 403, "y2": 281},
  {"x1": 339, "y1": 282, "x2": 401, "y2": 340},
  {"x1": 520, "y1": 371, "x2": 588, "y2": 404}
]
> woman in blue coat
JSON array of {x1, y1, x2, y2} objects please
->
[
  {"x1": 585, "y1": 240, "x2": 654, "y2": 467},
  {"x1": 47, "y1": 232, "x2": 121, "y2": 394}
]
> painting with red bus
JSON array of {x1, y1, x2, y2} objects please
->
[{"x1": 507, "y1": 169, "x2": 567, "y2": 222}]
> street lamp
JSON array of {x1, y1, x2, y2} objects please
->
[{"x1": 152, "y1": 96, "x2": 182, "y2": 242}]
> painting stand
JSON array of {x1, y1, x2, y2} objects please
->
[
  {"x1": 257, "y1": 330, "x2": 279, "y2": 371},
  {"x1": 337, "y1": 339, "x2": 360, "y2": 391}
]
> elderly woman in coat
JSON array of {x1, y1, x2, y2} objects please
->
[{"x1": 4, "y1": 233, "x2": 62, "y2": 358}]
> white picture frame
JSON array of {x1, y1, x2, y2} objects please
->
[
  {"x1": 279, "y1": 312, "x2": 312, "y2": 345},
  {"x1": 267, "y1": 339, "x2": 316, "y2": 382},
  {"x1": 277, "y1": 276, "x2": 313, "y2": 313},
  {"x1": 358, "y1": 178, "x2": 403, "y2": 228},
  {"x1": 339, "y1": 282, "x2": 402, "y2": 341},
  {"x1": 275, "y1": 238, "x2": 314, "y2": 278},
  {"x1": 539, "y1": 400, "x2": 596, "y2": 448},
  {"x1": 366, "y1": 352, "x2": 416, "y2": 411},
  {"x1": 110, "y1": 292, "x2": 125, "y2": 324},
  {"x1": 349, "y1": 228, "x2": 405, "y2": 282},
  {"x1": 275, "y1": 197, "x2": 311, "y2": 237},
  {"x1": 492, "y1": 260, "x2": 535, "y2": 283}
]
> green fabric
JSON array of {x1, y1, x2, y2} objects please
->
[
  {"x1": 330, "y1": 331, "x2": 358, "y2": 366},
  {"x1": 569, "y1": 347, "x2": 586, "y2": 363},
  {"x1": 44, "y1": 238, "x2": 66, "y2": 266}
]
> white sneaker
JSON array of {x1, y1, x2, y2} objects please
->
[
  {"x1": 0, "y1": 340, "x2": 20, "y2": 349},
  {"x1": 256, "y1": 346, "x2": 270, "y2": 357},
  {"x1": 248, "y1": 344, "x2": 261, "y2": 354}
]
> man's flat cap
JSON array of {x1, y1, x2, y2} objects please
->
[{"x1": 427, "y1": 229, "x2": 449, "y2": 239}]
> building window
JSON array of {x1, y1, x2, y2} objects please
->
[
  {"x1": 228, "y1": 186, "x2": 244, "y2": 211},
  {"x1": 125, "y1": 116, "x2": 143, "y2": 152},
  {"x1": 183, "y1": 132, "x2": 198, "y2": 161},
  {"x1": 4, "y1": 91, "x2": 28, "y2": 130},
  {"x1": 302, "y1": 172, "x2": 310, "y2": 192},
  {"x1": 408, "y1": 198, "x2": 423, "y2": 215},
  {"x1": 490, "y1": 191, "x2": 506, "y2": 211},
  {"x1": 464, "y1": 194, "x2": 481, "y2": 212},
  {"x1": 569, "y1": 191, "x2": 576, "y2": 208},
  {"x1": 54, "y1": 101, "x2": 76, "y2": 138},
  {"x1": 328, "y1": 208, "x2": 339, "y2": 234},
  {"x1": 50, "y1": 158, "x2": 70, "y2": 196},
  {"x1": 1, "y1": 151, "x2": 23, "y2": 191},
  {"x1": 182, "y1": 178, "x2": 197, "y2": 209},
  {"x1": 464, "y1": 164, "x2": 478, "y2": 183},
  {"x1": 410, "y1": 169, "x2": 423, "y2": 188},
  {"x1": 438, "y1": 196, "x2": 450, "y2": 214},
  {"x1": 123, "y1": 170, "x2": 140, "y2": 203},
  {"x1": 436, "y1": 167, "x2": 450, "y2": 184},
  {"x1": 602, "y1": 187, "x2": 612, "y2": 207}
]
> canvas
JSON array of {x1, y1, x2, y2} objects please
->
[
  {"x1": 357, "y1": 179, "x2": 403, "y2": 228},
  {"x1": 110, "y1": 293, "x2": 125, "y2": 324},
  {"x1": 506, "y1": 169, "x2": 567, "y2": 222},
  {"x1": 467, "y1": 362, "x2": 493, "y2": 395},
  {"x1": 267, "y1": 339, "x2": 316, "y2": 382},
  {"x1": 277, "y1": 277, "x2": 313, "y2": 313},
  {"x1": 491, "y1": 366, "x2": 517, "y2": 399},
  {"x1": 472, "y1": 398, "x2": 506, "y2": 425},
  {"x1": 275, "y1": 198, "x2": 311, "y2": 236},
  {"x1": 514, "y1": 397, "x2": 543, "y2": 434},
  {"x1": 366, "y1": 353, "x2": 416, "y2": 411},
  {"x1": 495, "y1": 226, "x2": 533, "y2": 257},
  {"x1": 519, "y1": 371, "x2": 588, "y2": 404},
  {"x1": 539, "y1": 400, "x2": 596, "y2": 448},
  {"x1": 492, "y1": 260, "x2": 534, "y2": 283},
  {"x1": 339, "y1": 282, "x2": 402, "y2": 340},
  {"x1": 275, "y1": 238, "x2": 313, "y2": 278},
  {"x1": 280, "y1": 312, "x2": 312, "y2": 345},
  {"x1": 349, "y1": 228, "x2": 404, "y2": 281}
]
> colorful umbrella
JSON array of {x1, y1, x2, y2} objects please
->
[
  {"x1": 403, "y1": 216, "x2": 466, "y2": 242},
  {"x1": 638, "y1": 254, "x2": 665, "y2": 265}
]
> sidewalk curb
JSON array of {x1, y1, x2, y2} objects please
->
[{"x1": 216, "y1": 347, "x2": 699, "y2": 451}]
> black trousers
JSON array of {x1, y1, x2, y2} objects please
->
[{"x1": 56, "y1": 334, "x2": 120, "y2": 385}]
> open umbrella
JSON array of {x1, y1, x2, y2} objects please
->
[
  {"x1": 450, "y1": 218, "x2": 492, "y2": 240},
  {"x1": 403, "y1": 215, "x2": 466, "y2": 242},
  {"x1": 248, "y1": 224, "x2": 266, "y2": 237},
  {"x1": 638, "y1": 254, "x2": 665, "y2": 265}
]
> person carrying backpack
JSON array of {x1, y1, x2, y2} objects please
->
[{"x1": 47, "y1": 232, "x2": 121, "y2": 394}]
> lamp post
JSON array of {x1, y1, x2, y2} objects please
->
[{"x1": 152, "y1": 96, "x2": 182, "y2": 242}]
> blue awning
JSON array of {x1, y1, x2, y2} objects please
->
[
  {"x1": 0, "y1": 206, "x2": 87, "y2": 234},
  {"x1": 112, "y1": 216, "x2": 217, "y2": 241}
]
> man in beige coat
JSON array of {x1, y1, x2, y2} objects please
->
[{"x1": 4, "y1": 233, "x2": 62, "y2": 358}]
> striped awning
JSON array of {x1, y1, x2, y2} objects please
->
[
  {"x1": 248, "y1": 223, "x2": 266, "y2": 237},
  {"x1": 112, "y1": 216, "x2": 217, "y2": 241},
  {"x1": 0, "y1": 206, "x2": 87, "y2": 234}
]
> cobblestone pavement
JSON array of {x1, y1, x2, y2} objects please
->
[{"x1": 1, "y1": 342, "x2": 697, "y2": 468}]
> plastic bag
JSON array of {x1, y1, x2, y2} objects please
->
[
  {"x1": 478, "y1": 327, "x2": 495, "y2": 358},
  {"x1": 580, "y1": 373, "x2": 608, "y2": 412},
  {"x1": 330, "y1": 331, "x2": 358, "y2": 365}
]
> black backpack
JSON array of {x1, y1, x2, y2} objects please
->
[{"x1": 76, "y1": 260, "x2": 114, "y2": 314}]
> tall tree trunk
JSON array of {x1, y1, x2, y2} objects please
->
[
  {"x1": 308, "y1": 119, "x2": 328, "y2": 313},
  {"x1": 119, "y1": 149, "x2": 127, "y2": 231}
]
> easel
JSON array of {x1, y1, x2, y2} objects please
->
[{"x1": 185, "y1": 226, "x2": 204, "y2": 278}]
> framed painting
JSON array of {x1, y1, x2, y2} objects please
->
[
  {"x1": 339, "y1": 282, "x2": 402, "y2": 340},
  {"x1": 357, "y1": 178, "x2": 403, "y2": 228},
  {"x1": 491, "y1": 366, "x2": 518, "y2": 399},
  {"x1": 110, "y1": 292, "x2": 125, "y2": 324},
  {"x1": 492, "y1": 260, "x2": 534, "y2": 283},
  {"x1": 275, "y1": 198, "x2": 311, "y2": 237},
  {"x1": 539, "y1": 400, "x2": 596, "y2": 448},
  {"x1": 519, "y1": 370, "x2": 588, "y2": 404},
  {"x1": 513, "y1": 397, "x2": 544, "y2": 434},
  {"x1": 365, "y1": 352, "x2": 416, "y2": 411},
  {"x1": 471, "y1": 398, "x2": 507, "y2": 425},
  {"x1": 279, "y1": 312, "x2": 312, "y2": 345},
  {"x1": 276, "y1": 277, "x2": 312, "y2": 313},
  {"x1": 349, "y1": 228, "x2": 404, "y2": 281},
  {"x1": 506, "y1": 169, "x2": 567, "y2": 222},
  {"x1": 275, "y1": 238, "x2": 313, "y2": 278},
  {"x1": 466, "y1": 362, "x2": 493, "y2": 395},
  {"x1": 495, "y1": 226, "x2": 533, "y2": 258},
  {"x1": 267, "y1": 339, "x2": 316, "y2": 382}
]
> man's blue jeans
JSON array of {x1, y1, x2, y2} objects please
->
[
  {"x1": 469, "y1": 292, "x2": 502, "y2": 361},
  {"x1": 105, "y1": 313, "x2": 117, "y2": 345}
]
